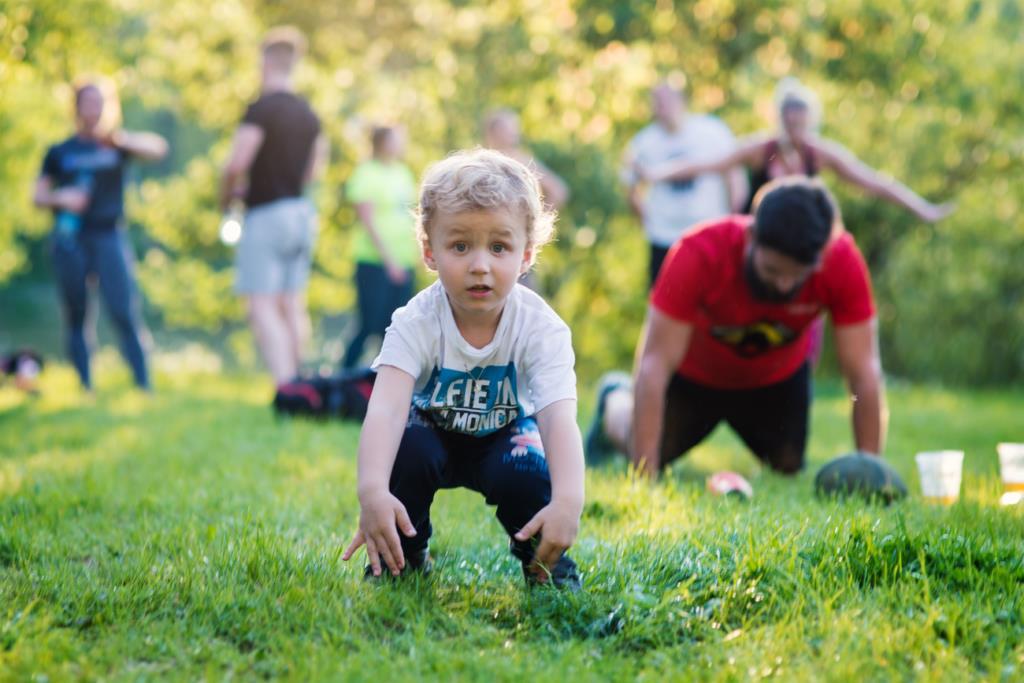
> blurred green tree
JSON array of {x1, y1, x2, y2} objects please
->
[{"x1": 2, "y1": 0, "x2": 1021, "y2": 384}]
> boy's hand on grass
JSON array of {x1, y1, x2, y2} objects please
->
[
  {"x1": 342, "y1": 490, "x2": 417, "y2": 577},
  {"x1": 514, "y1": 500, "x2": 581, "y2": 582}
]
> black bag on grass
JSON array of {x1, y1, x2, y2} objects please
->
[
  {"x1": 273, "y1": 368, "x2": 376, "y2": 421},
  {"x1": 2, "y1": 348, "x2": 44, "y2": 393}
]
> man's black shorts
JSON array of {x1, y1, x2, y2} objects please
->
[{"x1": 659, "y1": 363, "x2": 810, "y2": 474}]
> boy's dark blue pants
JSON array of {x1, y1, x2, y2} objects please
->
[{"x1": 389, "y1": 410, "x2": 551, "y2": 563}]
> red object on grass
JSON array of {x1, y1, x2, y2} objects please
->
[{"x1": 707, "y1": 471, "x2": 754, "y2": 499}]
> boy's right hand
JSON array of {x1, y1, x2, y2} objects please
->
[{"x1": 342, "y1": 490, "x2": 417, "y2": 577}]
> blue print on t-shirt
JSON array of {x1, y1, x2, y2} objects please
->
[{"x1": 413, "y1": 363, "x2": 522, "y2": 436}]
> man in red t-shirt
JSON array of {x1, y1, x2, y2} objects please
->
[{"x1": 586, "y1": 177, "x2": 885, "y2": 476}]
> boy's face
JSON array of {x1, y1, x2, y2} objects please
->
[{"x1": 423, "y1": 207, "x2": 533, "y2": 325}]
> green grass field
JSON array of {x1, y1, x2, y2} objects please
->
[{"x1": 1, "y1": 362, "x2": 1022, "y2": 681}]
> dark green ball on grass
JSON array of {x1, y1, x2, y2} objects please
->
[{"x1": 814, "y1": 452, "x2": 908, "y2": 504}]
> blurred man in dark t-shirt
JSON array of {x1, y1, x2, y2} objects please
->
[
  {"x1": 586, "y1": 178, "x2": 886, "y2": 477},
  {"x1": 221, "y1": 26, "x2": 327, "y2": 388}
]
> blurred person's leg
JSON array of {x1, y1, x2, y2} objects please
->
[
  {"x1": 342, "y1": 263, "x2": 380, "y2": 369},
  {"x1": 280, "y1": 291, "x2": 311, "y2": 375},
  {"x1": 724, "y1": 364, "x2": 810, "y2": 475},
  {"x1": 598, "y1": 373, "x2": 721, "y2": 471},
  {"x1": 390, "y1": 268, "x2": 415, "y2": 316},
  {"x1": 602, "y1": 386, "x2": 634, "y2": 452},
  {"x1": 247, "y1": 294, "x2": 296, "y2": 384},
  {"x1": 277, "y1": 198, "x2": 317, "y2": 376},
  {"x1": 94, "y1": 231, "x2": 150, "y2": 389},
  {"x1": 371, "y1": 267, "x2": 413, "y2": 353},
  {"x1": 52, "y1": 236, "x2": 92, "y2": 389},
  {"x1": 237, "y1": 200, "x2": 294, "y2": 385},
  {"x1": 656, "y1": 374, "x2": 723, "y2": 469}
]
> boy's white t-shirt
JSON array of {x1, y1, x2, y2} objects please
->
[{"x1": 372, "y1": 281, "x2": 577, "y2": 437}]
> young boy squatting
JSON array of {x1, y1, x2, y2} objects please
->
[{"x1": 342, "y1": 149, "x2": 585, "y2": 588}]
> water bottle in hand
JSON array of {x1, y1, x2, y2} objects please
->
[
  {"x1": 55, "y1": 172, "x2": 93, "y2": 239},
  {"x1": 219, "y1": 201, "x2": 244, "y2": 246}
]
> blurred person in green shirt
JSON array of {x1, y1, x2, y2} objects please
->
[{"x1": 341, "y1": 125, "x2": 419, "y2": 369}]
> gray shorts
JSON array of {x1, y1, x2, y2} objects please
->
[{"x1": 235, "y1": 197, "x2": 318, "y2": 295}]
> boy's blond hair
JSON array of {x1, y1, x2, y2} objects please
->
[{"x1": 416, "y1": 148, "x2": 556, "y2": 266}]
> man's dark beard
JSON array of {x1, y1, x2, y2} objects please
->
[{"x1": 744, "y1": 250, "x2": 803, "y2": 303}]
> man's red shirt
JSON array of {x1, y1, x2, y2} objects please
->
[{"x1": 650, "y1": 216, "x2": 875, "y2": 389}]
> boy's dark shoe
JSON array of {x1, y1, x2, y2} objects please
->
[
  {"x1": 363, "y1": 548, "x2": 433, "y2": 581},
  {"x1": 522, "y1": 554, "x2": 581, "y2": 591},
  {"x1": 584, "y1": 371, "x2": 632, "y2": 466}
]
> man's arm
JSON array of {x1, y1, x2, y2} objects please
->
[
  {"x1": 643, "y1": 136, "x2": 768, "y2": 183},
  {"x1": 532, "y1": 158, "x2": 570, "y2": 210},
  {"x1": 620, "y1": 142, "x2": 646, "y2": 220},
  {"x1": 109, "y1": 130, "x2": 169, "y2": 162},
  {"x1": 219, "y1": 123, "x2": 265, "y2": 210},
  {"x1": 834, "y1": 318, "x2": 887, "y2": 454},
  {"x1": 631, "y1": 307, "x2": 693, "y2": 477},
  {"x1": 515, "y1": 398, "x2": 584, "y2": 577},
  {"x1": 626, "y1": 184, "x2": 645, "y2": 220},
  {"x1": 355, "y1": 202, "x2": 408, "y2": 284},
  {"x1": 303, "y1": 134, "x2": 328, "y2": 185},
  {"x1": 724, "y1": 165, "x2": 749, "y2": 214},
  {"x1": 32, "y1": 175, "x2": 56, "y2": 209}
]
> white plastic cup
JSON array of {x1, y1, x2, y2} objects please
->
[
  {"x1": 915, "y1": 451, "x2": 964, "y2": 505},
  {"x1": 996, "y1": 443, "x2": 1024, "y2": 491},
  {"x1": 997, "y1": 443, "x2": 1024, "y2": 506}
]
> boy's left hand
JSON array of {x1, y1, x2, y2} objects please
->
[{"x1": 514, "y1": 499, "x2": 581, "y2": 581}]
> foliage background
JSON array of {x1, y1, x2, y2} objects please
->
[{"x1": 1, "y1": 0, "x2": 1021, "y2": 385}]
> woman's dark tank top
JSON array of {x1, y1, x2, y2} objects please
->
[{"x1": 744, "y1": 139, "x2": 819, "y2": 213}]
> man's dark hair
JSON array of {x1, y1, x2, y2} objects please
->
[{"x1": 751, "y1": 177, "x2": 837, "y2": 264}]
